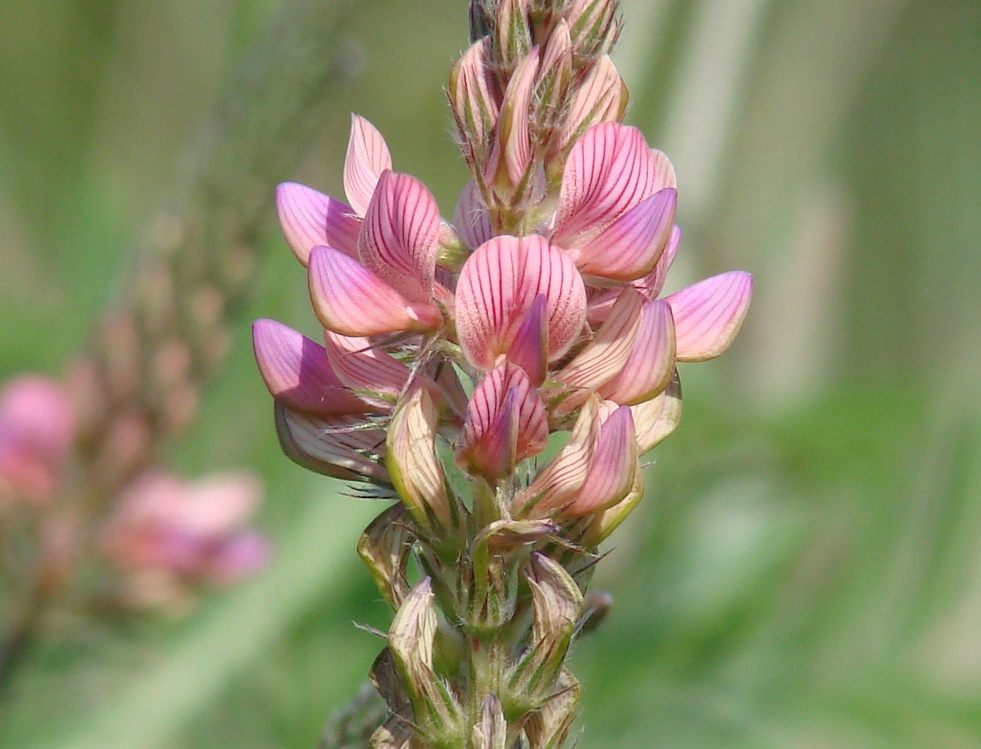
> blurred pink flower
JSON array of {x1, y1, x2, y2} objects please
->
[
  {"x1": 0, "y1": 375, "x2": 76, "y2": 504},
  {"x1": 100, "y1": 471, "x2": 270, "y2": 602}
]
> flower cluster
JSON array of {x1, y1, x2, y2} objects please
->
[
  {"x1": 253, "y1": 1, "x2": 751, "y2": 746},
  {"x1": 0, "y1": 374, "x2": 269, "y2": 614}
]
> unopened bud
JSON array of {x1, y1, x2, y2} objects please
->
[
  {"x1": 449, "y1": 39, "x2": 501, "y2": 176},
  {"x1": 358, "y1": 504, "x2": 415, "y2": 611},
  {"x1": 522, "y1": 668, "x2": 581, "y2": 749},
  {"x1": 567, "y1": 0, "x2": 620, "y2": 62},
  {"x1": 496, "y1": 0, "x2": 533, "y2": 69},
  {"x1": 387, "y1": 382, "x2": 457, "y2": 535},
  {"x1": 472, "y1": 694, "x2": 508, "y2": 749}
]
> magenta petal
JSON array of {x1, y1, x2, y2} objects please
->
[
  {"x1": 359, "y1": 171, "x2": 439, "y2": 303},
  {"x1": 456, "y1": 235, "x2": 586, "y2": 371},
  {"x1": 598, "y1": 299, "x2": 676, "y2": 405},
  {"x1": 635, "y1": 225, "x2": 681, "y2": 300},
  {"x1": 577, "y1": 188, "x2": 677, "y2": 281},
  {"x1": 252, "y1": 319, "x2": 368, "y2": 416},
  {"x1": 665, "y1": 271, "x2": 753, "y2": 361},
  {"x1": 275, "y1": 182, "x2": 360, "y2": 264},
  {"x1": 322, "y1": 331, "x2": 411, "y2": 400},
  {"x1": 453, "y1": 180, "x2": 493, "y2": 250},
  {"x1": 565, "y1": 406, "x2": 638, "y2": 516},
  {"x1": 457, "y1": 363, "x2": 548, "y2": 479},
  {"x1": 343, "y1": 114, "x2": 393, "y2": 216},
  {"x1": 308, "y1": 246, "x2": 438, "y2": 336},
  {"x1": 507, "y1": 294, "x2": 548, "y2": 386}
]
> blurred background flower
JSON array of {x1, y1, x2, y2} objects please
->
[{"x1": 0, "y1": 0, "x2": 978, "y2": 747}]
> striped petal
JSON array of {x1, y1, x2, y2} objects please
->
[
  {"x1": 359, "y1": 171, "x2": 439, "y2": 303},
  {"x1": 636, "y1": 224, "x2": 680, "y2": 300},
  {"x1": 631, "y1": 370, "x2": 682, "y2": 453},
  {"x1": 517, "y1": 397, "x2": 600, "y2": 517},
  {"x1": 556, "y1": 54, "x2": 627, "y2": 156},
  {"x1": 453, "y1": 180, "x2": 494, "y2": 250},
  {"x1": 498, "y1": 46, "x2": 539, "y2": 189},
  {"x1": 664, "y1": 271, "x2": 753, "y2": 361},
  {"x1": 564, "y1": 406, "x2": 638, "y2": 517},
  {"x1": 252, "y1": 319, "x2": 369, "y2": 416},
  {"x1": 558, "y1": 287, "x2": 642, "y2": 391},
  {"x1": 456, "y1": 235, "x2": 586, "y2": 371},
  {"x1": 456, "y1": 363, "x2": 548, "y2": 480},
  {"x1": 387, "y1": 383, "x2": 453, "y2": 532},
  {"x1": 308, "y1": 246, "x2": 441, "y2": 337},
  {"x1": 275, "y1": 182, "x2": 360, "y2": 264},
  {"x1": 576, "y1": 188, "x2": 677, "y2": 281},
  {"x1": 553, "y1": 123, "x2": 674, "y2": 246},
  {"x1": 344, "y1": 114, "x2": 393, "y2": 216},
  {"x1": 598, "y1": 299, "x2": 676, "y2": 405},
  {"x1": 275, "y1": 404, "x2": 388, "y2": 483},
  {"x1": 322, "y1": 331, "x2": 411, "y2": 402}
]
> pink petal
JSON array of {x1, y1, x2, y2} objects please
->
[
  {"x1": 553, "y1": 123, "x2": 672, "y2": 246},
  {"x1": 456, "y1": 235, "x2": 586, "y2": 371},
  {"x1": 322, "y1": 331, "x2": 411, "y2": 401},
  {"x1": 456, "y1": 363, "x2": 548, "y2": 479},
  {"x1": 558, "y1": 287, "x2": 643, "y2": 391},
  {"x1": 498, "y1": 47, "x2": 539, "y2": 189},
  {"x1": 453, "y1": 180, "x2": 494, "y2": 250},
  {"x1": 252, "y1": 319, "x2": 368, "y2": 416},
  {"x1": 664, "y1": 271, "x2": 753, "y2": 361},
  {"x1": 206, "y1": 531, "x2": 271, "y2": 584},
  {"x1": 631, "y1": 370, "x2": 682, "y2": 453},
  {"x1": 506, "y1": 294, "x2": 548, "y2": 386},
  {"x1": 564, "y1": 406, "x2": 638, "y2": 516},
  {"x1": 635, "y1": 224, "x2": 680, "y2": 300},
  {"x1": 275, "y1": 404, "x2": 389, "y2": 483},
  {"x1": 557, "y1": 55, "x2": 626, "y2": 155},
  {"x1": 0, "y1": 375, "x2": 75, "y2": 469},
  {"x1": 359, "y1": 171, "x2": 439, "y2": 303},
  {"x1": 275, "y1": 182, "x2": 360, "y2": 264},
  {"x1": 576, "y1": 188, "x2": 677, "y2": 281},
  {"x1": 517, "y1": 397, "x2": 600, "y2": 516},
  {"x1": 344, "y1": 114, "x2": 393, "y2": 216},
  {"x1": 308, "y1": 246, "x2": 440, "y2": 336},
  {"x1": 598, "y1": 299, "x2": 676, "y2": 405}
]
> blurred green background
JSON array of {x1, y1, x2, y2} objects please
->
[{"x1": 1, "y1": 0, "x2": 979, "y2": 746}]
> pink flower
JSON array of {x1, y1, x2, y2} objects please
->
[
  {"x1": 100, "y1": 471, "x2": 270, "y2": 593},
  {"x1": 0, "y1": 375, "x2": 76, "y2": 504}
]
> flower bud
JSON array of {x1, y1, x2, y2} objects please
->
[
  {"x1": 449, "y1": 39, "x2": 501, "y2": 177},
  {"x1": 506, "y1": 553, "x2": 582, "y2": 709},
  {"x1": 522, "y1": 668, "x2": 581, "y2": 749},
  {"x1": 358, "y1": 504, "x2": 415, "y2": 611},
  {"x1": 387, "y1": 382, "x2": 456, "y2": 535},
  {"x1": 472, "y1": 695, "x2": 507, "y2": 749}
]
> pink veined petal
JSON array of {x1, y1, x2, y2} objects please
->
[
  {"x1": 576, "y1": 188, "x2": 677, "y2": 281},
  {"x1": 456, "y1": 235, "x2": 586, "y2": 371},
  {"x1": 518, "y1": 396, "x2": 600, "y2": 517},
  {"x1": 322, "y1": 331, "x2": 411, "y2": 401},
  {"x1": 558, "y1": 54, "x2": 625, "y2": 155},
  {"x1": 506, "y1": 294, "x2": 548, "y2": 386},
  {"x1": 344, "y1": 114, "x2": 394, "y2": 216},
  {"x1": 275, "y1": 405, "x2": 389, "y2": 483},
  {"x1": 558, "y1": 287, "x2": 643, "y2": 391},
  {"x1": 456, "y1": 363, "x2": 548, "y2": 480},
  {"x1": 498, "y1": 46, "x2": 540, "y2": 189},
  {"x1": 252, "y1": 319, "x2": 369, "y2": 416},
  {"x1": 564, "y1": 406, "x2": 638, "y2": 517},
  {"x1": 598, "y1": 299, "x2": 676, "y2": 405},
  {"x1": 308, "y1": 246, "x2": 441, "y2": 337},
  {"x1": 453, "y1": 180, "x2": 494, "y2": 250},
  {"x1": 359, "y1": 171, "x2": 439, "y2": 303},
  {"x1": 631, "y1": 370, "x2": 682, "y2": 453},
  {"x1": 665, "y1": 271, "x2": 753, "y2": 361},
  {"x1": 552, "y1": 122, "x2": 659, "y2": 245},
  {"x1": 634, "y1": 224, "x2": 681, "y2": 300},
  {"x1": 275, "y1": 182, "x2": 360, "y2": 264}
]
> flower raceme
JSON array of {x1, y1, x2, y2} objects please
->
[
  {"x1": 253, "y1": 4, "x2": 754, "y2": 747},
  {"x1": 254, "y1": 112, "x2": 753, "y2": 531}
]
